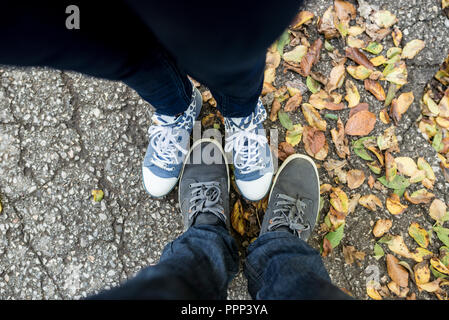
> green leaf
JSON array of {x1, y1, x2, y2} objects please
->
[
  {"x1": 377, "y1": 234, "x2": 394, "y2": 244},
  {"x1": 278, "y1": 110, "x2": 293, "y2": 130},
  {"x1": 393, "y1": 188, "x2": 406, "y2": 198},
  {"x1": 384, "y1": 83, "x2": 398, "y2": 107},
  {"x1": 306, "y1": 76, "x2": 321, "y2": 93},
  {"x1": 354, "y1": 147, "x2": 374, "y2": 161},
  {"x1": 378, "y1": 175, "x2": 410, "y2": 190},
  {"x1": 324, "y1": 40, "x2": 335, "y2": 52},
  {"x1": 277, "y1": 30, "x2": 290, "y2": 56},
  {"x1": 431, "y1": 265, "x2": 448, "y2": 279},
  {"x1": 432, "y1": 128, "x2": 444, "y2": 152},
  {"x1": 364, "y1": 42, "x2": 383, "y2": 55},
  {"x1": 367, "y1": 161, "x2": 382, "y2": 174},
  {"x1": 286, "y1": 124, "x2": 303, "y2": 146},
  {"x1": 324, "y1": 214, "x2": 332, "y2": 228},
  {"x1": 374, "y1": 243, "x2": 384, "y2": 260},
  {"x1": 433, "y1": 226, "x2": 449, "y2": 247},
  {"x1": 440, "y1": 246, "x2": 449, "y2": 266},
  {"x1": 324, "y1": 113, "x2": 339, "y2": 120},
  {"x1": 325, "y1": 223, "x2": 345, "y2": 248}
]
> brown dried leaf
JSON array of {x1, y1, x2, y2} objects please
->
[
  {"x1": 330, "y1": 118, "x2": 350, "y2": 159},
  {"x1": 386, "y1": 254, "x2": 409, "y2": 288},
  {"x1": 299, "y1": 38, "x2": 323, "y2": 77},
  {"x1": 359, "y1": 194, "x2": 383, "y2": 211},
  {"x1": 302, "y1": 103, "x2": 327, "y2": 131},
  {"x1": 373, "y1": 219, "x2": 392, "y2": 237},
  {"x1": 284, "y1": 93, "x2": 303, "y2": 112},
  {"x1": 342, "y1": 245, "x2": 365, "y2": 265},
  {"x1": 429, "y1": 199, "x2": 447, "y2": 224},
  {"x1": 277, "y1": 142, "x2": 296, "y2": 162},
  {"x1": 318, "y1": 6, "x2": 339, "y2": 39},
  {"x1": 334, "y1": 0, "x2": 356, "y2": 24},
  {"x1": 364, "y1": 80, "x2": 386, "y2": 101},
  {"x1": 404, "y1": 189, "x2": 435, "y2": 204},
  {"x1": 344, "y1": 110, "x2": 377, "y2": 136},
  {"x1": 326, "y1": 63, "x2": 346, "y2": 93},
  {"x1": 290, "y1": 11, "x2": 315, "y2": 30},
  {"x1": 390, "y1": 92, "x2": 414, "y2": 123},
  {"x1": 345, "y1": 47, "x2": 375, "y2": 70},
  {"x1": 347, "y1": 169, "x2": 365, "y2": 189},
  {"x1": 269, "y1": 99, "x2": 281, "y2": 122},
  {"x1": 303, "y1": 126, "x2": 329, "y2": 160}
]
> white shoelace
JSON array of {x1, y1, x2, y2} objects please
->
[
  {"x1": 225, "y1": 129, "x2": 267, "y2": 174},
  {"x1": 148, "y1": 126, "x2": 188, "y2": 170}
]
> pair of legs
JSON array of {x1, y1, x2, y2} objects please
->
[
  {"x1": 1, "y1": 0, "x2": 303, "y2": 201},
  {"x1": 91, "y1": 140, "x2": 351, "y2": 299}
]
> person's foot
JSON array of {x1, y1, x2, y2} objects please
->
[
  {"x1": 142, "y1": 86, "x2": 202, "y2": 197},
  {"x1": 224, "y1": 99, "x2": 274, "y2": 201},
  {"x1": 260, "y1": 154, "x2": 320, "y2": 241},
  {"x1": 178, "y1": 138, "x2": 230, "y2": 230}
]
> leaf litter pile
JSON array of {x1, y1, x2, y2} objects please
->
[{"x1": 193, "y1": 0, "x2": 449, "y2": 300}]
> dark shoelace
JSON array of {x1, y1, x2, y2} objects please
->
[
  {"x1": 188, "y1": 182, "x2": 226, "y2": 225},
  {"x1": 268, "y1": 194, "x2": 310, "y2": 236}
]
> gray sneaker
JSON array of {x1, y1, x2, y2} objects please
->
[
  {"x1": 178, "y1": 138, "x2": 230, "y2": 230},
  {"x1": 260, "y1": 154, "x2": 320, "y2": 241}
]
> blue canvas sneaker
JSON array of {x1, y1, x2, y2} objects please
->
[
  {"x1": 224, "y1": 99, "x2": 274, "y2": 201},
  {"x1": 142, "y1": 86, "x2": 202, "y2": 197}
]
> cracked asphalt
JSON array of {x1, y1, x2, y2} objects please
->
[{"x1": 0, "y1": 0, "x2": 449, "y2": 300}]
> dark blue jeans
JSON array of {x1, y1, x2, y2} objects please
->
[
  {"x1": 1, "y1": 0, "x2": 301, "y2": 117},
  {"x1": 91, "y1": 224, "x2": 351, "y2": 300}
]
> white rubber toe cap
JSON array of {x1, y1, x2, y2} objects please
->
[
  {"x1": 142, "y1": 167, "x2": 178, "y2": 198},
  {"x1": 236, "y1": 172, "x2": 273, "y2": 201}
]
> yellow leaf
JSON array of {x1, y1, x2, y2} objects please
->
[
  {"x1": 366, "y1": 280, "x2": 383, "y2": 300},
  {"x1": 430, "y1": 257, "x2": 449, "y2": 275},
  {"x1": 401, "y1": 39, "x2": 426, "y2": 60},
  {"x1": 344, "y1": 79, "x2": 360, "y2": 108},
  {"x1": 373, "y1": 219, "x2": 392, "y2": 238},
  {"x1": 394, "y1": 157, "x2": 418, "y2": 177},
  {"x1": 386, "y1": 235, "x2": 413, "y2": 259},
  {"x1": 359, "y1": 194, "x2": 383, "y2": 211},
  {"x1": 411, "y1": 247, "x2": 434, "y2": 263},
  {"x1": 348, "y1": 25, "x2": 365, "y2": 37},
  {"x1": 386, "y1": 193, "x2": 408, "y2": 215},
  {"x1": 429, "y1": 199, "x2": 448, "y2": 224},
  {"x1": 414, "y1": 261, "x2": 430, "y2": 285},
  {"x1": 283, "y1": 45, "x2": 308, "y2": 63},
  {"x1": 286, "y1": 124, "x2": 303, "y2": 146},
  {"x1": 231, "y1": 199, "x2": 246, "y2": 236},
  {"x1": 408, "y1": 222, "x2": 429, "y2": 248},
  {"x1": 370, "y1": 55, "x2": 387, "y2": 67},
  {"x1": 264, "y1": 67, "x2": 276, "y2": 84},
  {"x1": 347, "y1": 65, "x2": 373, "y2": 80},
  {"x1": 302, "y1": 103, "x2": 327, "y2": 131},
  {"x1": 92, "y1": 190, "x2": 104, "y2": 202},
  {"x1": 418, "y1": 279, "x2": 442, "y2": 293},
  {"x1": 347, "y1": 36, "x2": 365, "y2": 48},
  {"x1": 330, "y1": 187, "x2": 349, "y2": 215}
]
